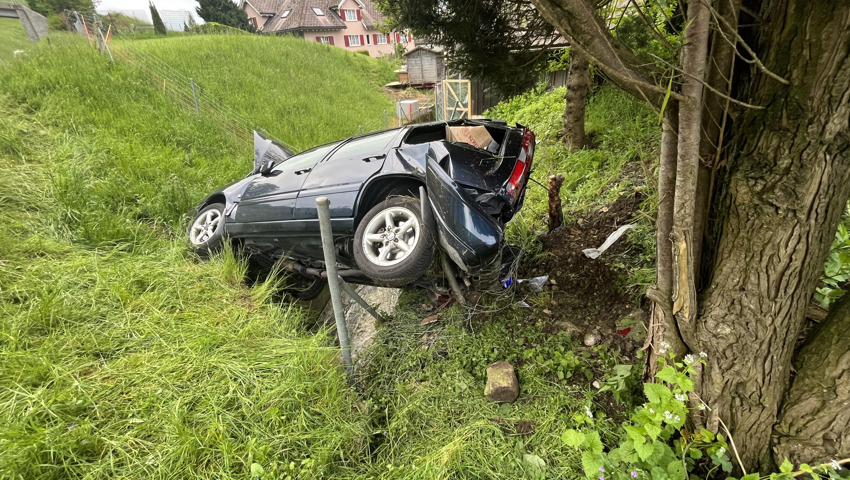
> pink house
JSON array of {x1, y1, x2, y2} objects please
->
[{"x1": 239, "y1": 0, "x2": 414, "y2": 57}]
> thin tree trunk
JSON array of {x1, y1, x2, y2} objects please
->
[
  {"x1": 693, "y1": 0, "x2": 741, "y2": 287},
  {"x1": 671, "y1": 0, "x2": 711, "y2": 346},
  {"x1": 773, "y1": 293, "x2": 850, "y2": 465},
  {"x1": 563, "y1": 50, "x2": 589, "y2": 151},
  {"x1": 646, "y1": 106, "x2": 686, "y2": 377},
  {"x1": 695, "y1": 0, "x2": 850, "y2": 470}
]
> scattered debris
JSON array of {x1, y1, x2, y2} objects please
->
[
  {"x1": 582, "y1": 224, "x2": 637, "y2": 259},
  {"x1": 543, "y1": 309, "x2": 553, "y2": 315},
  {"x1": 519, "y1": 275, "x2": 549, "y2": 293},
  {"x1": 616, "y1": 327, "x2": 632, "y2": 336},
  {"x1": 592, "y1": 380, "x2": 601, "y2": 389},
  {"x1": 516, "y1": 300, "x2": 531, "y2": 308},
  {"x1": 484, "y1": 361, "x2": 519, "y2": 403},
  {"x1": 420, "y1": 314, "x2": 439, "y2": 325}
]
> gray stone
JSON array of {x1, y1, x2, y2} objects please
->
[
  {"x1": 583, "y1": 331, "x2": 601, "y2": 347},
  {"x1": 316, "y1": 285, "x2": 399, "y2": 367},
  {"x1": 485, "y1": 361, "x2": 519, "y2": 403}
]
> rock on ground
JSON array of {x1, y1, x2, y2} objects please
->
[
  {"x1": 485, "y1": 361, "x2": 519, "y2": 403},
  {"x1": 317, "y1": 285, "x2": 399, "y2": 366}
]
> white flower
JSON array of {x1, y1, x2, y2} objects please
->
[
  {"x1": 684, "y1": 354, "x2": 695, "y2": 365},
  {"x1": 718, "y1": 447, "x2": 726, "y2": 455},
  {"x1": 662, "y1": 341, "x2": 671, "y2": 349},
  {"x1": 585, "y1": 406, "x2": 593, "y2": 418},
  {"x1": 674, "y1": 415, "x2": 680, "y2": 422},
  {"x1": 664, "y1": 411, "x2": 672, "y2": 420},
  {"x1": 649, "y1": 408, "x2": 655, "y2": 414},
  {"x1": 697, "y1": 403, "x2": 707, "y2": 411},
  {"x1": 831, "y1": 459, "x2": 841, "y2": 471},
  {"x1": 675, "y1": 393, "x2": 686, "y2": 402},
  {"x1": 699, "y1": 352, "x2": 707, "y2": 358}
]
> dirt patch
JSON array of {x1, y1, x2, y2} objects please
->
[{"x1": 519, "y1": 191, "x2": 649, "y2": 357}]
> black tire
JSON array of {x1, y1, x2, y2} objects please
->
[
  {"x1": 354, "y1": 196, "x2": 435, "y2": 287},
  {"x1": 188, "y1": 203, "x2": 225, "y2": 258},
  {"x1": 288, "y1": 275, "x2": 328, "y2": 301}
]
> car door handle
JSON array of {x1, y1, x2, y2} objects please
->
[
  {"x1": 294, "y1": 168, "x2": 312, "y2": 175},
  {"x1": 362, "y1": 155, "x2": 384, "y2": 163}
]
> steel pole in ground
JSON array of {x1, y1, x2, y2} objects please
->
[
  {"x1": 338, "y1": 278, "x2": 384, "y2": 326},
  {"x1": 316, "y1": 197, "x2": 353, "y2": 372}
]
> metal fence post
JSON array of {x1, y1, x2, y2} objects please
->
[
  {"x1": 316, "y1": 197, "x2": 353, "y2": 373},
  {"x1": 190, "y1": 78, "x2": 200, "y2": 117},
  {"x1": 384, "y1": 109, "x2": 388, "y2": 129},
  {"x1": 358, "y1": 125, "x2": 363, "y2": 135}
]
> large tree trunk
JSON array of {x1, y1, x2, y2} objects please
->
[
  {"x1": 563, "y1": 50, "x2": 589, "y2": 151},
  {"x1": 773, "y1": 294, "x2": 850, "y2": 465},
  {"x1": 693, "y1": 0, "x2": 850, "y2": 471}
]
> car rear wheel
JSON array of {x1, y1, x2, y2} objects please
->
[
  {"x1": 189, "y1": 203, "x2": 225, "y2": 258},
  {"x1": 354, "y1": 197, "x2": 434, "y2": 286}
]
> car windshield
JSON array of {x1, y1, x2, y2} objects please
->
[{"x1": 271, "y1": 143, "x2": 336, "y2": 172}]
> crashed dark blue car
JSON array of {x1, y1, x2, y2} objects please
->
[{"x1": 188, "y1": 119, "x2": 535, "y2": 298}]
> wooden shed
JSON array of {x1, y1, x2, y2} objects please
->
[{"x1": 403, "y1": 46, "x2": 445, "y2": 86}]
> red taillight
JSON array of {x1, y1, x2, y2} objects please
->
[{"x1": 507, "y1": 128, "x2": 534, "y2": 199}]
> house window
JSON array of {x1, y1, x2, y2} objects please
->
[
  {"x1": 346, "y1": 35, "x2": 361, "y2": 47},
  {"x1": 318, "y1": 36, "x2": 331, "y2": 44},
  {"x1": 343, "y1": 9, "x2": 358, "y2": 21},
  {"x1": 365, "y1": 35, "x2": 370, "y2": 45},
  {"x1": 281, "y1": 10, "x2": 290, "y2": 17},
  {"x1": 312, "y1": 7, "x2": 324, "y2": 15},
  {"x1": 375, "y1": 33, "x2": 387, "y2": 44}
]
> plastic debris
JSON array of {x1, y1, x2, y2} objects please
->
[
  {"x1": 516, "y1": 300, "x2": 531, "y2": 308},
  {"x1": 582, "y1": 224, "x2": 637, "y2": 259},
  {"x1": 518, "y1": 275, "x2": 549, "y2": 293}
]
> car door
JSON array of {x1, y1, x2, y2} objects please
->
[
  {"x1": 235, "y1": 143, "x2": 337, "y2": 226},
  {"x1": 295, "y1": 129, "x2": 402, "y2": 221}
]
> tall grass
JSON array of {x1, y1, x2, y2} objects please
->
[
  {"x1": 0, "y1": 18, "x2": 32, "y2": 64},
  {"x1": 488, "y1": 86, "x2": 660, "y2": 287},
  {"x1": 0, "y1": 34, "x2": 395, "y2": 479}
]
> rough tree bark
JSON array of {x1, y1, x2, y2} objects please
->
[
  {"x1": 773, "y1": 294, "x2": 850, "y2": 465},
  {"x1": 695, "y1": 0, "x2": 850, "y2": 470},
  {"x1": 563, "y1": 50, "x2": 589, "y2": 151}
]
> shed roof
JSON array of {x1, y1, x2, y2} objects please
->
[{"x1": 403, "y1": 45, "x2": 445, "y2": 57}]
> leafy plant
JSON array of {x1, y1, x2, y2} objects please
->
[{"x1": 815, "y1": 201, "x2": 850, "y2": 307}]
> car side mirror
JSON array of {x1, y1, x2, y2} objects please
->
[{"x1": 258, "y1": 160, "x2": 275, "y2": 175}]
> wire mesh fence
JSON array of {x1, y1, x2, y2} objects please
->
[{"x1": 61, "y1": 9, "x2": 413, "y2": 154}]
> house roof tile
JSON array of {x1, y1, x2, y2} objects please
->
[{"x1": 250, "y1": 0, "x2": 389, "y2": 33}]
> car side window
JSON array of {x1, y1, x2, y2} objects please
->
[
  {"x1": 271, "y1": 144, "x2": 335, "y2": 173},
  {"x1": 326, "y1": 130, "x2": 398, "y2": 161}
]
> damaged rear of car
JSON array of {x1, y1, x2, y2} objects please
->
[{"x1": 188, "y1": 119, "x2": 535, "y2": 296}]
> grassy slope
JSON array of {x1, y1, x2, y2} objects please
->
[
  {"x1": 488, "y1": 86, "x2": 660, "y2": 289},
  {"x1": 0, "y1": 18, "x2": 33, "y2": 64},
  {"x1": 0, "y1": 32, "x2": 657, "y2": 480},
  {"x1": 115, "y1": 35, "x2": 396, "y2": 149},
  {"x1": 0, "y1": 34, "x2": 391, "y2": 479}
]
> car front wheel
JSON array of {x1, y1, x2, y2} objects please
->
[
  {"x1": 188, "y1": 203, "x2": 225, "y2": 257},
  {"x1": 353, "y1": 197, "x2": 434, "y2": 286}
]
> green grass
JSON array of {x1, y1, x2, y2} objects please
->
[
  {"x1": 0, "y1": 18, "x2": 34, "y2": 64},
  {"x1": 114, "y1": 34, "x2": 397, "y2": 149},
  {"x1": 0, "y1": 34, "x2": 393, "y2": 479},
  {"x1": 1, "y1": 32, "x2": 650, "y2": 479},
  {"x1": 488, "y1": 86, "x2": 660, "y2": 287}
]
